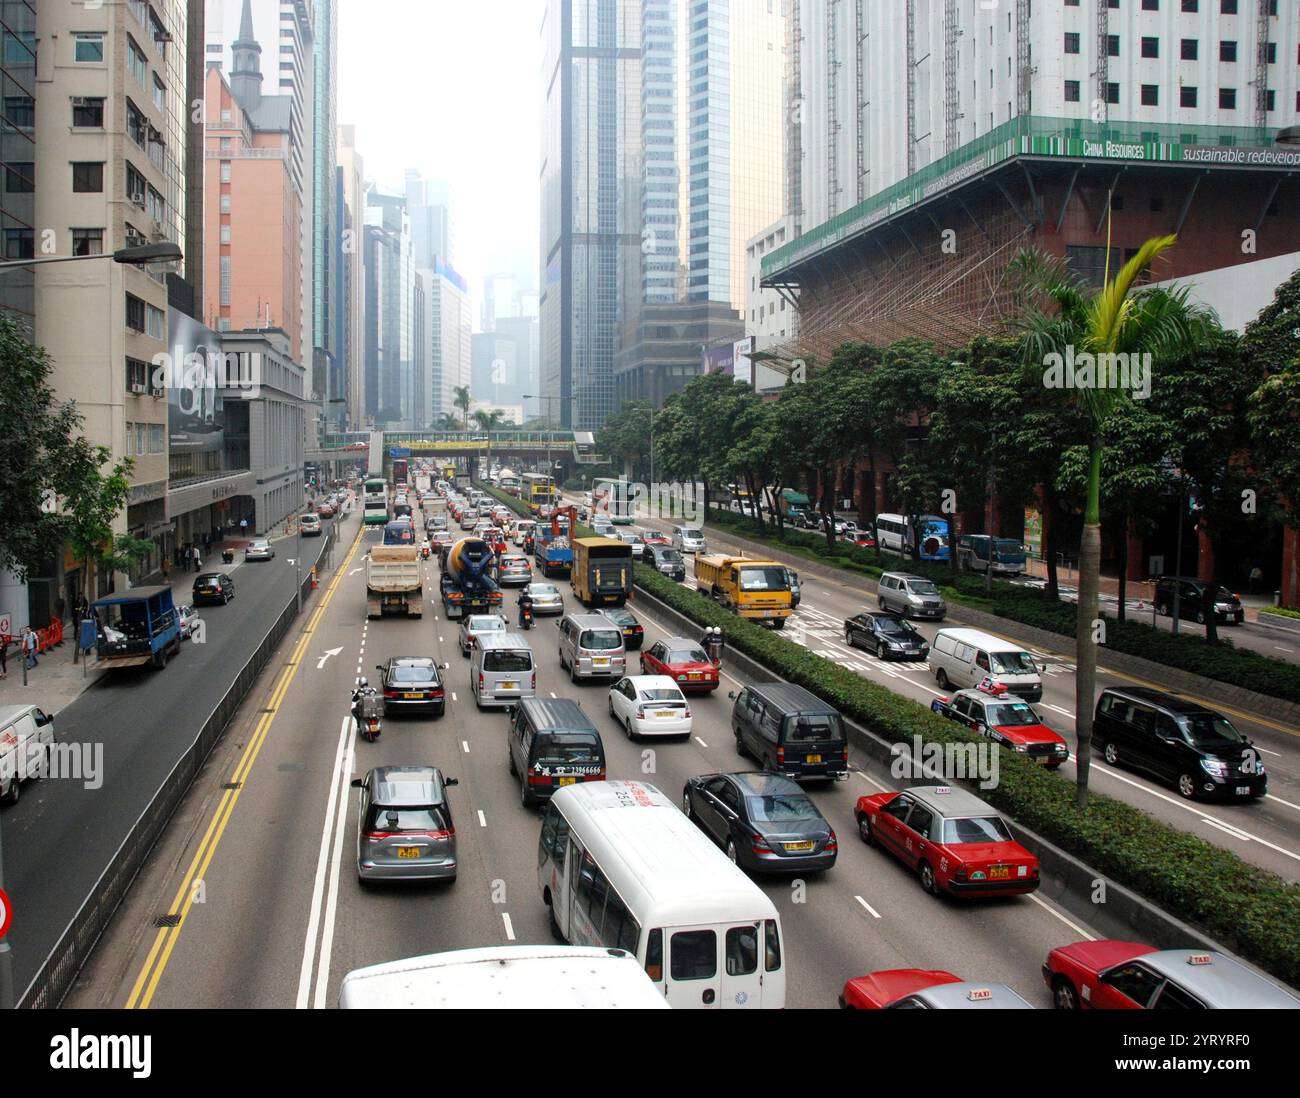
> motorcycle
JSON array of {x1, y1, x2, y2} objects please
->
[
  {"x1": 421, "y1": 542, "x2": 431, "y2": 559},
  {"x1": 352, "y1": 684, "x2": 383, "y2": 742},
  {"x1": 519, "y1": 602, "x2": 534, "y2": 631}
]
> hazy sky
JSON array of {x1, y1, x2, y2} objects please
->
[{"x1": 338, "y1": 0, "x2": 544, "y2": 327}]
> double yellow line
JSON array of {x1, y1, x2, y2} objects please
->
[{"x1": 126, "y1": 527, "x2": 365, "y2": 1008}]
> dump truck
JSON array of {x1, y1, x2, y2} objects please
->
[
  {"x1": 693, "y1": 554, "x2": 793, "y2": 628},
  {"x1": 571, "y1": 537, "x2": 634, "y2": 608},
  {"x1": 440, "y1": 536, "x2": 503, "y2": 620},
  {"x1": 366, "y1": 544, "x2": 424, "y2": 618}
]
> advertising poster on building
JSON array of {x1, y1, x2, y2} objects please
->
[
  {"x1": 732, "y1": 336, "x2": 754, "y2": 386},
  {"x1": 1024, "y1": 507, "x2": 1043, "y2": 560},
  {"x1": 702, "y1": 343, "x2": 734, "y2": 375},
  {"x1": 166, "y1": 308, "x2": 226, "y2": 462}
]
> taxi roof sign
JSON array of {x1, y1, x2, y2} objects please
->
[
  {"x1": 1187, "y1": 953, "x2": 1213, "y2": 966},
  {"x1": 934, "y1": 786, "x2": 952, "y2": 794},
  {"x1": 967, "y1": 988, "x2": 992, "y2": 1001}
]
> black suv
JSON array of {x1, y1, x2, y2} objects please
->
[
  {"x1": 1153, "y1": 577, "x2": 1243, "y2": 625},
  {"x1": 843, "y1": 611, "x2": 930, "y2": 661},
  {"x1": 1093, "y1": 686, "x2": 1266, "y2": 801}
]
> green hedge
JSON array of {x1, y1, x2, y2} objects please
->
[
  {"x1": 632, "y1": 560, "x2": 1300, "y2": 986},
  {"x1": 703, "y1": 506, "x2": 1300, "y2": 706},
  {"x1": 1261, "y1": 605, "x2": 1300, "y2": 620}
]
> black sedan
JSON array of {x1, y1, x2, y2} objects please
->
[
  {"x1": 376, "y1": 656, "x2": 447, "y2": 717},
  {"x1": 681, "y1": 771, "x2": 837, "y2": 874},
  {"x1": 192, "y1": 572, "x2": 235, "y2": 605},
  {"x1": 600, "y1": 606, "x2": 644, "y2": 650},
  {"x1": 844, "y1": 611, "x2": 930, "y2": 660}
]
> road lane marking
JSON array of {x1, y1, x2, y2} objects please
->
[
  {"x1": 854, "y1": 771, "x2": 888, "y2": 791},
  {"x1": 854, "y1": 895, "x2": 882, "y2": 919},
  {"x1": 451, "y1": 692, "x2": 457, "y2": 702},
  {"x1": 1027, "y1": 894, "x2": 1095, "y2": 940},
  {"x1": 478, "y1": 810, "x2": 487, "y2": 827},
  {"x1": 127, "y1": 522, "x2": 366, "y2": 1009},
  {"x1": 312, "y1": 724, "x2": 355, "y2": 1009},
  {"x1": 1203, "y1": 818, "x2": 1253, "y2": 842},
  {"x1": 694, "y1": 736, "x2": 708, "y2": 748},
  {"x1": 1043, "y1": 704, "x2": 1074, "y2": 718},
  {"x1": 462, "y1": 740, "x2": 469, "y2": 753},
  {"x1": 502, "y1": 913, "x2": 516, "y2": 941}
]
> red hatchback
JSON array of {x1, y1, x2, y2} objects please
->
[
  {"x1": 855, "y1": 785, "x2": 1040, "y2": 897},
  {"x1": 640, "y1": 636, "x2": 719, "y2": 693}
]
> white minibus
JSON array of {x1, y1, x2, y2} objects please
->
[{"x1": 538, "y1": 780, "x2": 786, "y2": 1009}]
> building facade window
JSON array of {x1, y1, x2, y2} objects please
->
[
  {"x1": 71, "y1": 96, "x2": 105, "y2": 127},
  {"x1": 1219, "y1": 87, "x2": 1237, "y2": 109},
  {"x1": 1221, "y1": 41, "x2": 1237, "y2": 62},
  {"x1": 152, "y1": 74, "x2": 165, "y2": 110},
  {"x1": 1141, "y1": 84, "x2": 1159, "y2": 105},
  {"x1": 126, "y1": 293, "x2": 146, "y2": 332},
  {"x1": 1141, "y1": 37, "x2": 1159, "y2": 59},
  {"x1": 220, "y1": 161, "x2": 231, "y2": 182},
  {"x1": 4, "y1": 162, "x2": 33, "y2": 192},
  {"x1": 220, "y1": 224, "x2": 231, "y2": 244},
  {"x1": 4, "y1": 228, "x2": 33, "y2": 259},
  {"x1": 1180, "y1": 85, "x2": 1198, "y2": 107},
  {"x1": 1181, "y1": 39, "x2": 1198, "y2": 60},
  {"x1": 126, "y1": 99, "x2": 147, "y2": 147},
  {"x1": 72, "y1": 161, "x2": 104, "y2": 192},
  {"x1": 145, "y1": 303, "x2": 165, "y2": 340},
  {"x1": 126, "y1": 357, "x2": 149, "y2": 390},
  {"x1": 127, "y1": 36, "x2": 147, "y2": 85},
  {"x1": 219, "y1": 256, "x2": 231, "y2": 305},
  {"x1": 71, "y1": 228, "x2": 104, "y2": 256},
  {"x1": 1064, "y1": 80, "x2": 1081, "y2": 102},
  {"x1": 74, "y1": 34, "x2": 104, "y2": 63},
  {"x1": 220, "y1": 194, "x2": 231, "y2": 212}
]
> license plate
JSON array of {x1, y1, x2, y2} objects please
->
[
  {"x1": 784, "y1": 841, "x2": 814, "y2": 852},
  {"x1": 500, "y1": 682, "x2": 517, "y2": 690},
  {"x1": 403, "y1": 692, "x2": 423, "y2": 699},
  {"x1": 762, "y1": 609, "x2": 773, "y2": 617},
  {"x1": 688, "y1": 673, "x2": 701, "y2": 680},
  {"x1": 1034, "y1": 755, "x2": 1051, "y2": 765},
  {"x1": 624, "y1": 627, "x2": 633, "y2": 635},
  {"x1": 396, "y1": 847, "x2": 420, "y2": 859},
  {"x1": 558, "y1": 777, "x2": 576, "y2": 786},
  {"x1": 806, "y1": 754, "x2": 822, "y2": 764},
  {"x1": 593, "y1": 658, "x2": 609, "y2": 666},
  {"x1": 989, "y1": 865, "x2": 1010, "y2": 880},
  {"x1": 1236, "y1": 785, "x2": 1251, "y2": 796},
  {"x1": 655, "y1": 710, "x2": 675, "y2": 718}
]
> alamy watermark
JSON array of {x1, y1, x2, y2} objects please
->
[
  {"x1": 890, "y1": 735, "x2": 1001, "y2": 791},
  {"x1": 592, "y1": 478, "x2": 704, "y2": 523},
  {"x1": 1041, "y1": 345, "x2": 1152, "y2": 400},
  {"x1": 150, "y1": 347, "x2": 263, "y2": 404}
]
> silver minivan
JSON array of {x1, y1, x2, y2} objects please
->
[
  {"x1": 672, "y1": 525, "x2": 707, "y2": 553},
  {"x1": 877, "y1": 571, "x2": 947, "y2": 620},
  {"x1": 557, "y1": 613, "x2": 626, "y2": 683},
  {"x1": 471, "y1": 632, "x2": 536, "y2": 708}
]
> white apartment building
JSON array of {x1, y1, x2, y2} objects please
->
[
  {"x1": 795, "y1": 0, "x2": 1300, "y2": 231},
  {"x1": 35, "y1": 0, "x2": 190, "y2": 599},
  {"x1": 422, "y1": 262, "x2": 471, "y2": 426},
  {"x1": 744, "y1": 214, "x2": 799, "y2": 391},
  {"x1": 337, "y1": 125, "x2": 365, "y2": 430}
]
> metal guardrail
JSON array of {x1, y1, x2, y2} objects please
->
[{"x1": 18, "y1": 523, "x2": 340, "y2": 1008}]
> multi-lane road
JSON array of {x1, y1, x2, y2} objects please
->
[
  {"x1": 65, "y1": 508, "x2": 1110, "y2": 1009},
  {"x1": 619, "y1": 503, "x2": 1300, "y2": 883}
]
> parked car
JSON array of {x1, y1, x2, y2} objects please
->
[
  {"x1": 376, "y1": 656, "x2": 448, "y2": 716},
  {"x1": 1093, "y1": 686, "x2": 1266, "y2": 800},
  {"x1": 522, "y1": 581, "x2": 564, "y2": 616},
  {"x1": 458, "y1": 613, "x2": 508, "y2": 657},
  {"x1": 855, "y1": 784, "x2": 1040, "y2": 898},
  {"x1": 1154, "y1": 576, "x2": 1244, "y2": 625},
  {"x1": 607, "y1": 675, "x2": 692, "y2": 738},
  {"x1": 1043, "y1": 942, "x2": 1300, "y2": 1009},
  {"x1": 192, "y1": 572, "x2": 235, "y2": 605},
  {"x1": 640, "y1": 637, "x2": 718, "y2": 693},
  {"x1": 245, "y1": 539, "x2": 275, "y2": 561},
  {"x1": 682, "y1": 770, "x2": 837, "y2": 874},
  {"x1": 599, "y1": 606, "x2": 644, "y2": 650},
  {"x1": 351, "y1": 766, "x2": 459, "y2": 883},
  {"x1": 844, "y1": 611, "x2": 929, "y2": 660},
  {"x1": 931, "y1": 684, "x2": 1069, "y2": 768}
]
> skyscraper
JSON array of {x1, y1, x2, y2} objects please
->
[
  {"x1": 337, "y1": 124, "x2": 365, "y2": 428},
  {"x1": 540, "y1": 0, "x2": 643, "y2": 430},
  {"x1": 312, "y1": 0, "x2": 339, "y2": 421},
  {"x1": 406, "y1": 171, "x2": 453, "y2": 270}
]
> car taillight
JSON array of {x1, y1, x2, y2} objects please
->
[
  {"x1": 826, "y1": 830, "x2": 838, "y2": 853},
  {"x1": 684, "y1": 708, "x2": 691, "y2": 718},
  {"x1": 636, "y1": 706, "x2": 646, "y2": 719},
  {"x1": 841, "y1": 748, "x2": 849, "y2": 760},
  {"x1": 531, "y1": 672, "x2": 537, "y2": 689},
  {"x1": 776, "y1": 747, "x2": 785, "y2": 764},
  {"x1": 383, "y1": 690, "x2": 398, "y2": 699},
  {"x1": 527, "y1": 773, "x2": 551, "y2": 785},
  {"x1": 752, "y1": 836, "x2": 773, "y2": 854},
  {"x1": 431, "y1": 687, "x2": 444, "y2": 697},
  {"x1": 478, "y1": 673, "x2": 484, "y2": 690}
]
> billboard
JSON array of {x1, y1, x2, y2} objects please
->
[
  {"x1": 702, "y1": 343, "x2": 735, "y2": 375},
  {"x1": 733, "y1": 336, "x2": 754, "y2": 386},
  {"x1": 165, "y1": 308, "x2": 226, "y2": 457}
]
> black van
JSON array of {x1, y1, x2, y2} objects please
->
[
  {"x1": 728, "y1": 683, "x2": 849, "y2": 781},
  {"x1": 507, "y1": 697, "x2": 607, "y2": 807},
  {"x1": 1093, "y1": 686, "x2": 1266, "y2": 801}
]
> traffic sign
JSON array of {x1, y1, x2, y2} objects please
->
[
  {"x1": 0, "y1": 888, "x2": 11, "y2": 940},
  {"x1": 389, "y1": 447, "x2": 411, "y2": 458}
]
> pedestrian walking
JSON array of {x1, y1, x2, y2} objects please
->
[
  {"x1": 1249, "y1": 565, "x2": 1263, "y2": 595},
  {"x1": 161, "y1": 557, "x2": 171, "y2": 583},
  {"x1": 191, "y1": 545, "x2": 201, "y2": 572},
  {"x1": 24, "y1": 626, "x2": 39, "y2": 669}
]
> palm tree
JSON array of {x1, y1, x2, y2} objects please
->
[
  {"x1": 473, "y1": 408, "x2": 508, "y2": 432},
  {"x1": 454, "y1": 386, "x2": 472, "y2": 431},
  {"x1": 1012, "y1": 234, "x2": 1217, "y2": 807}
]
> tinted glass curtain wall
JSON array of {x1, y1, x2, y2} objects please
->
[{"x1": 0, "y1": 1, "x2": 37, "y2": 324}]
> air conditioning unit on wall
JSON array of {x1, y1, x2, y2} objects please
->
[{"x1": 129, "y1": 382, "x2": 146, "y2": 394}]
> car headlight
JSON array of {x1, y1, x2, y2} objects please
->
[
  {"x1": 1200, "y1": 758, "x2": 1230, "y2": 778},
  {"x1": 1054, "y1": 744, "x2": 1068, "y2": 755},
  {"x1": 1013, "y1": 744, "x2": 1028, "y2": 753}
]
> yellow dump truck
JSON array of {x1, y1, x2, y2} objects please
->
[{"x1": 693, "y1": 554, "x2": 793, "y2": 628}]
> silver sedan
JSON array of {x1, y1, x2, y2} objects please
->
[
  {"x1": 244, "y1": 538, "x2": 275, "y2": 561},
  {"x1": 522, "y1": 582, "x2": 564, "y2": 615}
]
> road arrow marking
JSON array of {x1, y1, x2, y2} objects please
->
[
  {"x1": 349, "y1": 567, "x2": 363, "y2": 576},
  {"x1": 317, "y1": 646, "x2": 342, "y2": 669}
]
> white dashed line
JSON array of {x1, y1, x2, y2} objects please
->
[
  {"x1": 854, "y1": 771, "x2": 888, "y2": 791},
  {"x1": 502, "y1": 913, "x2": 516, "y2": 941},
  {"x1": 451, "y1": 692, "x2": 457, "y2": 702},
  {"x1": 854, "y1": 895, "x2": 882, "y2": 919},
  {"x1": 477, "y1": 810, "x2": 487, "y2": 828},
  {"x1": 550, "y1": 691, "x2": 557, "y2": 698},
  {"x1": 1028, "y1": 894, "x2": 1096, "y2": 940},
  {"x1": 1043, "y1": 704, "x2": 1074, "y2": 718},
  {"x1": 461, "y1": 740, "x2": 469, "y2": 753},
  {"x1": 1203, "y1": 818, "x2": 1253, "y2": 842},
  {"x1": 694, "y1": 736, "x2": 708, "y2": 748}
]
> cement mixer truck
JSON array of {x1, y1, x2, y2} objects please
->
[{"x1": 439, "y1": 536, "x2": 504, "y2": 620}]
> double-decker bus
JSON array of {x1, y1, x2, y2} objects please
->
[
  {"x1": 520, "y1": 472, "x2": 557, "y2": 512},
  {"x1": 593, "y1": 478, "x2": 636, "y2": 525},
  {"x1": 392, "y1": 457, "x2": 409, "y2": 489},
  {"x1": 497, "y1": 467, "x2": 521, "y2": 496},
  {"x1": 363, "y1": 476, "x2": 388, "y2": 526}
]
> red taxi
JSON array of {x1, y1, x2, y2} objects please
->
[
  {"x1": 840, "y1": 971, "x2": 1031, "y2": 1008},
  {"x1": 641, "y1": 531, "x2": 670, "y2": 546},
  {"x1": 854, "y1": 785, "x2": 1039, "y2": 897},
  {"x1": 841, "y1": 970, "x2": 961, "y2": 1008},
  {"x1": 931, "y1": 682, "x2": 1069, "y2": 768},
  {"x1": 640, "y1": 636, "x2": 719, "y2": 693}
]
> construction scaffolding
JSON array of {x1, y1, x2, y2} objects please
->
[
  {"x1": 1095, "y1": 0, "x2": 1109, "y2": 122},
  {"x1": 1255, "y1": 0, "x2": 1271, "y2": 128},
  {"x1": 905, "y1": 0, "x2": 917, "y2": 176},
  {"x1": 827, "y1": 0, "x2": 842, "y2": 218},
  {"x1": 785, "y1": 0, "x2": 804, "y2": 235},
  {"x1": 1016, "y1": 0, "x2": 1031, "y2": 117},
  {"x1": 855, "y1": 0, "x2": 867, "y2": 203},
  {"x1": 943, "y1": 0, "x2": 958, "y2": 154}
]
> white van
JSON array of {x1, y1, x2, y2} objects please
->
[
  {"x1": 471, "y1": 632, "x2": 536, "y2": 708},
  {"x1": 538, "y1": 780, "x2": 785, "y2": 1008},
  {"x1": 1, "y1": 703, "x2": 56, "y2": 805},
  {"x1": 874, "y1": 513, "x2": 909, "y2": 553},
  {"x1": 930, "y1": 628, "x2": 1044, "y2": 702}
]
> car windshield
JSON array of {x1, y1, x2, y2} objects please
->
[
  {"x1": 484, "y1": 651, "x2": 531, "y2": 672},
  {"x1": 668, "y1": 648, "x2": 709, "y2": 663},
  {"x1": 581, "y1": 629, "x2": 623, "y2": 650},
  {"x1": 905, "y1": 580, "x2": 939, "y2": 596},
  {"x1": 785, "y1": 714, "x2": 844, "y2": 742},
  {"x1": 877, "y1": 618, "x2": 916, "y2": 637},
  {"x1": 196, "y1": 574, "x2": 223, "y2": 584},
  {"x1": 639, "y1": 688, "x2": 684, "y2": 703},
  {"x1": 747, "y1": 793, "x2": 818, "y2": 822},
  {"x1": 368, "y1": 805, "x2": 448, "y2": 833},
  {"x1": 252, "y1": 541, "x2": 269, "y2": 549},
  {"x1": 530, "y1": 584, "x2": 558, "y2": 596},
  {"x1": 536, "y1": 734, "x2": 600, "y2": 764},
  {"x1": 301, "y1": 514, "x2": 317, "y2": 522},
  {"x1": 1180, "y1": 713, "x2": 1248, "y2": 748},
  {"x1": 391, "y1": 664, "x2": 436, "y2": 683},
  {"x1": 657, "y1": 549, "x2": 683, "y2": 562},
  {"x1": 990, "y1": 651, "x2": 1037, "y2": 675},
  {"x1": 1214, "y1": 587, "x2": 1237, "y2": 603},
  {"x1": 985, "y1": 702, "x2": 1041, "y2": 727},
  {"x1": 605, "y1": 610, "x2": 634, "y2": 625},
  {"x1": 682, "y1": 529, "x2": 702, "y2": 538},
  {"x1": 738, "y1": 566, "x2": 788, "y2": 591},
  {"x1": 942, "y1": 816, "x2": 1013, "y2": 844}
]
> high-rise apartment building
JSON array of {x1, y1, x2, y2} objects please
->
[
  {"x1": 337, "y1": 124, "x2": 365, "y2": 428},
  {"x1": 406, "y1": 171, "x2": 453, "y2": 271},
  {"x1": 423, "y1": 259, "x2": 472, "y2": 426},
  {"x1": 539, "y1": 0, "x2": 643, "y2": 430},
  {"x1": 312, "y1": 0, "x2": 338, "y2": 419},
  {"x1": 0, "y1": 0, "x2": 36, "y2": 326},
  {"x1": 364, "y1": 188, "x2": 414, "y2": 426}
]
